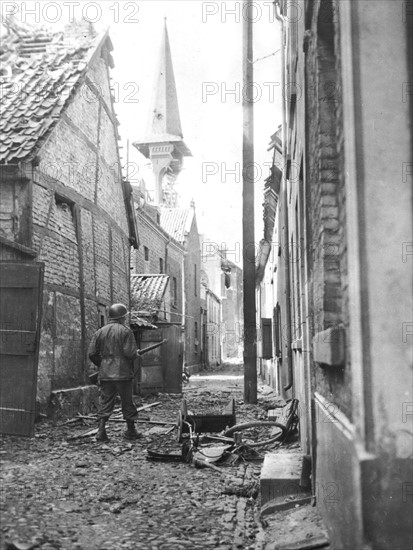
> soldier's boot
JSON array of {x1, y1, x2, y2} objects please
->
[
  {"x1": 124, "y1": 420, "x2": 140, "y2": 440},
  {"x1": 96, "y1": 419, "x2": 108, "y2": 442}
]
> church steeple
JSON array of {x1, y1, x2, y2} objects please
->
[
  {"x1": 133, "y1": 19, "x2": 191, "y2": 206},
  {"x1": 148, "y1": 17, "x2": 183, "y2": 140}
]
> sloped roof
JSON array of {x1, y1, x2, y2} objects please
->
[
  {"x1": 129, "y1": 314, "x2": 157, "y2": 329},
  {"x1": 0, "y1": 20, "x2": 110, "y2": 164},
  {"x1": 130, "y1": 274, "x2": 169, "y2": 314},
  {"x1": 160, "y1": 207, "x2": 194, "y2": 243}
]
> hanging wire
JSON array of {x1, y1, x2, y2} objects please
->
[{"x1": 248, "y1": 49, "x2": 280, "y2": 64}]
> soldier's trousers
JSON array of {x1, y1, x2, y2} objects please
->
[{"x1": 97, "y1": 380, "x2": 138, "y2": 421}]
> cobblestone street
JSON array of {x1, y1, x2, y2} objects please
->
[{"x1": 0, "y1": 366, "x2": 276, "y2": 550}]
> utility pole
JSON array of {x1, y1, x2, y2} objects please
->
[{"x1": 242, "y1": 0, "x2": 257, "y2": 404}]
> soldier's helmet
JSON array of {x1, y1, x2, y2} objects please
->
[{"x1": 108, "y1": 303, "x2": 128, "y2": 320}]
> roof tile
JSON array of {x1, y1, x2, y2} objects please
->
[
  {"x1": 0, "y1": 21, "x2": 100, "y2": 164},
  {"x1": 130, "y1": 274, "x2": 169, "y2": 315},
  {"x1": 160, "y1": 208, "x2": 194, "y2": 243}
]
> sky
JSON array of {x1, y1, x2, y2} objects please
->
[{"x1": 2, "y1": 0, "x2": 283, "y2": 262}]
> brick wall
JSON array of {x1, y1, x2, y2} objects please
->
[
  {"x1": 131, "y1": 204, "x2": 184, "y2": 325},
  {"x1": 305, "y1": 0, "x2": 351, "y2": 417},
  {"x1": 28, "y1": 40, "x2": 131, "y2": 405},
  {"x1": 184, "y1": 215, "x2": 201, "y2": 369},
  {"x1": 206, "y1": 291, "x2": 221, "y2": 365}
]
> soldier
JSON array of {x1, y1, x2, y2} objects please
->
[{"x1": 88, "y1": 303, "x2": 140, "y2": 442}]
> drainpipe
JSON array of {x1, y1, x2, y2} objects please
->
[
  {"x1": 181, "y1": 252, "x2": 186, "y2": 366},
  {"x1": 274, "y1": 2, "x2": 293, "y2": 393}
]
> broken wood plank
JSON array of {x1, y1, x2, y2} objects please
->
[
  {"x1": 201, "y1": 434, "x2": 234, "y2": 443},
  {"x1": 68, "y1": 415, "x2": 174, "y2": 426},
  {"x1": 136, "y1": 420, "x2": 175, "y2": 426},
  {"x1": 59, "y1": 417, "x2": 84, "y2": 426},
  {"x1": 165, "y1": 425, "x2": 175, "y2": 435},
  {"x1": 192, "y1": 457, "x2": 239, "y2": 479},
  {"x1": 136, "y1": 402, "x2": 161, "y2": 412},
  {"x1": 106, "y1": 419, "x2": 175, "y2": 426},
  {"x1": 67, "y1": 428, "x2": 98, "y2": 440},
  {"x1": 272, "y1": 535, "x2": 330, "y2": 550}
]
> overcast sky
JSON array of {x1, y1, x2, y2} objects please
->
[{"x1": 5, "y1": 0, "x2": 282, "y2": 261}]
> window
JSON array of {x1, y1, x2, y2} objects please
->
[
  {"x1": 194, "y1": 263, "x2": 197, "y2": 296},
  {"x1": 194, "y1": 321, "x2": 198, "y2": 354},
  {"x1": 159, "y1": 258, "x2": 164, "y2": 273},
  {"x1": 54, "y1": 194, "x2": 77, "y2": 242},
  {"x1": 261, "y1": 318, "x2": 273, "y2": 359},
  {"x1": 55, "y1": 194, "x2": 74, "y2": 217},
  {"x1": 144, "y1": 246, "x2": 149, "y2": 261},
  {"x1": 98, "y1": 305, "x2": 107, "y2": 328},
  {"x1": 273, "y1": 304, "x2": 282, "y2": 358},
  {"x1": 172, "y1": 277, "x2": 177, "y2": 307}
]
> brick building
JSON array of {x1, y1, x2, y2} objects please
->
[
  {"x1": 256, "y1": 128, "x2": 282, "y2": 391},
  {"x1": 0, "y1": 20, "x2": 138, "y2": 424},
  {"x1": 201, "y1": 238, "x2": 244, "y2": 364},
  {"x1": 205, "y1": 288, "x2": 221, "y2": 367},
  {"x1": 131, "y1": 187, "x2": 184, "y2": 326},
  {"x1": 220, "y1": 254, "x2": 243, "y2": 362},
  {"x1": 161, "y1": 206, "x2": 201, "y2": 371},
  {"x1": 258, "y1": 1, "x2": 413, "y2": 548}
]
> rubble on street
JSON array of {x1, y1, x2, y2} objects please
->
[{"x1": 0, "y1": 365, "x2": 329, "y2": 550}]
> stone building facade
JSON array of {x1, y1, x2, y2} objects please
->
[
  {"x1": 0, "y1": 22, "x2": 138, "y2": 415},
  {"x1": 259, "y1": 1, "x2": 413, "y2": 548},
  {"x1": 201, "y1": 238, "x2": 243, "y2": 364},
  {"x1": 205, "y1": 289, "x2": 221, "y2": 367},
  {"x1": 131, "y1": 188, "x2": 184, "y2": 326},
  {"x1": 161, "y1": 206, "x2": 201, "y2": 371},
  {"x1": 220, "y1": 256, "x2": 243, "y2": 362}
]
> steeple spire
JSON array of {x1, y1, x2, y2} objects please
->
[
  {"x1": 146, "y1": 17, "x2": 183, "y2": 140},
  {"x1": 133, "y1": 20, "x2": 191, "y2": 206}
]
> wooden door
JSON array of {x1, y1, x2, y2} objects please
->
[
  {"x1": 0, "y1": 262, "x2": 44, "y2": 436},
  {"x1": 137, "y1": 323, "x2": 183, "y2": 395},
  {"x1": 162, "y1": 324, "x2": 183, "y2": 394}
]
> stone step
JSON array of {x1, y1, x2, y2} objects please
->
[{"x1": 260, "y1": 451, "x2": 309, "y2": 506}]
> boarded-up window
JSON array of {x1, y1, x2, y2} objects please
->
[
  {"x1": 194, "y1": 321, "x2": 198, "y2": 354},
  {"x1": 261, "y1": 318, "x2": 272, "y2": 359},
  {"x1": 98, "y1": 304, "x2": 107, "y2": 327},
  {"x1": 172, "y1": 277, "x2": 177, "y2": 306},
  {"x1": 273, "y1": 304, "x2": 282, "y2": 358}
]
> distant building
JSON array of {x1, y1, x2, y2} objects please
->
[
  {"x1": 161, "y1": 206, "x2": 201, "y2": 372},
  {"x1": 131, "y1": 186, "x2": 184, "y2": 326},
  {"x1": 220, "y1": 253, "x2": 243, "y2": 362},
  {"x1": 256, "y1": 127, "x2": 282, "y2": 391},
  {"x1": 205, "y1": 288, "x2": 221, "y2": 367},
  {"x1": 0, "y1": 20, "x2": 138, "y2": 429},
  {"x1": 201, "y1": 237, "x2": 243, "y2": 364}
]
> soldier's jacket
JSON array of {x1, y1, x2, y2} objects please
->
[{"x1": 88, "y1": 320, "x2": 137, "y2": 380}]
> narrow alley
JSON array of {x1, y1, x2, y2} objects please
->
[
  {"x1": 0, "y1": 365, "x2": 328, "y2": 550},
  {"x1": 0, "y1": 1, "x2": 412, "y2": 549}
]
